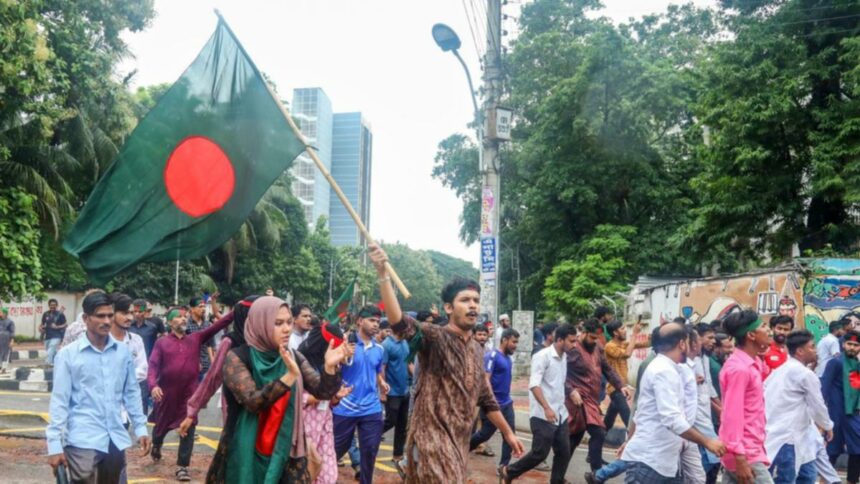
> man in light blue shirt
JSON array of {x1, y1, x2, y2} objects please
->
[{"x1": 47, "y1": 292, "x2": 151, "y2": 482}]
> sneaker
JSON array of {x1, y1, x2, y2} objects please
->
[
  {"x1": 475, "y1": 445, "x2": 496, "y2": 457},
  {"x1": 393, "y1": 459, "x2": 406, "y2": 479},
  {"x1": 150, "y1": 445, "x2": 162, "y2": 462},
  {"x1": 175, "y1": 466, "x2": 191, "y2": 482},
  {"x1": 536, "y1": 460, "x2": 551, "y2": 471}
]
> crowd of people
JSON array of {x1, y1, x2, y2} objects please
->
[{"x1": 37, "y1": 242, "x2": 860, "y2": 484}]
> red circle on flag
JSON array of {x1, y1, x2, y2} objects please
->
[{"x1": 163, "y1": 136, "x2": 235, "y2": 217}]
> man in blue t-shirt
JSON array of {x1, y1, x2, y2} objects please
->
[
  {"x1": 382, "y1": 327, "x2": 411, "y2": 469},
  {"x1": 333, "y1": 305, "x2": 389, "y2": 484},
  {"x1": 470, "y1": 327, "x2": 520, "y2": 470}
]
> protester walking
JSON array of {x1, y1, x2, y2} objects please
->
[
  {"x1": 502, "y1": 324, "x2": 577, "y2": 484},
  {"x1": 381, "y1": 321, "x2": 411, "y2": 472},
  {"x1": 603, "y1": 319, "x2": 648, "y2": 430},
  {"x1": 619, "y1": 322, "x2": 726, "y2": 484},
  {"x1": 370, "y1": 243, "x2": 524, "y2": 483},
  {"x1": 332, "y1": 305, "x2": 388, "y2": 484},
  {"x1": 822, "y1": 328, "x2": 860, "y2": 484},
  {"x1": 0, "y1": 307, "x2": 14, "y2": 374},
  {"x1": 764, "y1": 329, "x2": 833, "y2": 484},
  {"x1": 41, "y1": 298, "x2": 67, "y2": 366},
  {"x1": 46, "y1": 292, "x2": 151, "y2": 483},
  {"x1": 720, "y1": 310, "x2": 774, "y2": 484},
  {"x1": 147, "y1": 307, "x2": 234, "y2": 481},
  {"x1": 206, "y1": 296, "x2": 350, "y2": 483},
  {"x1": 470, "y1": 328, "x2": 520, "y2": 473}
]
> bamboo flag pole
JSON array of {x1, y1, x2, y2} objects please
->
[{"x1": 212, "y1": 11, "x2": 411, "y2": 299}]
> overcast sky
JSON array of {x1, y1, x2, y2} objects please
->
[{"x1": 121, "y1": 0, "x2": 715, "y2": 267}]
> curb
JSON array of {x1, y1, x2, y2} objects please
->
[{"x1": 11, "y1": 349, "x2": 47, "y2": 361}]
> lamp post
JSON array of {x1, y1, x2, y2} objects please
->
[{"x1": 432, "y1": 21, "x2": 501, "y2": 326}]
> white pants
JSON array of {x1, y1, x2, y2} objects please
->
[
  {"x1": 681, "y1": 440, "x2": 707, "y2": 484},
  {"x1": 813, "y1": 437, "x2": 841, "y2": 484}
]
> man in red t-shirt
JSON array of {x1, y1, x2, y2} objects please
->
[{"x1": 763, "y1": 314, "x2": 793, "y2": 371}]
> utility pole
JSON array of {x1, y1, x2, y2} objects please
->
[{"x1": 479, "y1": 0, "x2": 504, "y2": 326}]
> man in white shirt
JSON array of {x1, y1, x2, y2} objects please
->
[
  {"x1": 288, "y1": 303, "x2": 313, "y2": 350},
  {"x1": 502, "y1": 324, "x2": 577, "y2": 484},
  {"x1": 679, "y1": 326, "x2": 708, "y2": 484},
  {"x1": 692, "y1": 324, "x2": 721, "y2": 483},
  {"x1": 765, "y1": 329, "x2": 833, "y2": 483},
  {"x1": 816, "y1": 319, "x2": 846, "y2": 377},
  {"x1": 493, "y1": 313, "x2": 511, "y2": 350},
  {"x1": 621, "y1": 322, "x2": 725, "y2": 483}
]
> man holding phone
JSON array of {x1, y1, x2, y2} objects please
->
[{"x1": 332, "y1": 305, "x2": 389, "y2": 484}]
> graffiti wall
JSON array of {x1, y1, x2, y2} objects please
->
[
  {"x1": 677, "y1": 271, "x2": 803, "y2": 327},
  {"x1": 803, "y1": 259, "x2": 860, "y2": 340}
]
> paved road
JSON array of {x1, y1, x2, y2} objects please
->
[{"x1": 0, "y1": 389, "x2": 618, "y2": 483}]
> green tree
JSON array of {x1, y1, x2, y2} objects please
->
[
  {"x1": 543, "y1": 225, "x2": 634, "y2": 319},
  {"x1": 0, "y1": 188, "x2": 43, "y2": 299},
  {"x1": 683, "y1": 0, "x2": 860, "y2": 262},
  {"x1": 426, "y1": 250, "x2": 478, "y2": 283},
  {"x1": 377, "y1": 243, "x2": 443, "y2": 312}
]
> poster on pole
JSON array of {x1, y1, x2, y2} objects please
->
[{"x1": 481, "y1": 237, "x2": 496, "y2": 281}]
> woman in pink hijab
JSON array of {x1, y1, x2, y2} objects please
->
[{"x1": 207, "y1": 297, "x2": 353, "y2": 483}]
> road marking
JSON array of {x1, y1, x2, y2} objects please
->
[
  {"x1": 196, "y1": 433, "x2": 219, "y2": 450},
  {"x1": 0, "y1": 409, "x2": 49, "y2": 421},
  {"x1": 0, "y1": 427, "x2": 45, "y2": 433},
  {"x1": 0, "y1": 390, "x2": 50, "y2": 397}
]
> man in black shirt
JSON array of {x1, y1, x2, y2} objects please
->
[
  {"x1": 129, "y1": 299, "x2": 163, "y2": 358},
  {"x1": 40, "y1": 299, "x2": 67, "y2": 366}
]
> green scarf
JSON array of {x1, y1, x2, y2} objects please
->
[
  {"x1": 843, "y1": 354, "x2": 860, "y2": 416},
  {"x1": 227, "y1": 348, "x2": 296, "y2": 484}
]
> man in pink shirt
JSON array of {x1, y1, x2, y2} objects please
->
[{"x1": 719, "y1": 309, "x2": 774, "y2": 484}]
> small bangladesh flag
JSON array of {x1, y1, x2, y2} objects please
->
[
  {"x1": 323, "y1": 277, "x2": 357, "y2": 327},
  {"x1": 63, "y1": 18, "x2": 305, "y2": 283}
]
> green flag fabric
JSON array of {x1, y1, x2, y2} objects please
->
[
  {"x1": 63, "y1": 18, "x2": 305, "y2": 283},
  {"x1": 323, "y1": 278, "x2": 356, "y2": 326}
]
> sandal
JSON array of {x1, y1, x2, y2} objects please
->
[
  {"x1": 175, "y1": 466, "x2": 191, "y2": 482},
  {"x1": 498, "y1": 465, "x2": 512, "y2": 484},
  {"x1": 476, "y1": 446, "x2": 496, "y2": 457}
]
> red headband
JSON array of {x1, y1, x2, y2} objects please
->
[
  {"x1": 847, "y1": 334, "x2": 860, "y2": 343},
  {"x1": 322, "y1": 324, "x2": 344, "y2": 348},
  {"x1": 239, "y1": 300, "x2": 253, "y2": 307}
]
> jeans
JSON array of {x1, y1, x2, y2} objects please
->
[
  {"x1": 333, "y1": 412, "x2": 384, "y2": 484},
  {"x1": 603, "y1": 390, "x2": 631, "y2": 429},
  {"x1": 769, "y1": 444, "x2": 816, "y2": 484},
  {"x1": 348, "y1": 435, "x2": 360, "y2": 468},
  {"x1": 46, "y1": 338, "x2": 62, "y2": 365},
  {"x1": 383, "y1": 395, "x2": 409, "y2": 458},
  {"x1": 507, "y1": 417, "x2": 571, "y2": 484},
  {"x1": 625, "y1": 461, "x2": 682, "y2": 484},
  {"x1": 595, "y1": 459, "x2": 630, "y2": 482},
  {"x1": 153, "y1": 424, "x2": 195, "y2": 467},
  {"x1": 469, "y1": 402, "x2": 516, "y2": 466},
  {"x1": 569, "y1": 424, "x2": 606, "y2": 472}
]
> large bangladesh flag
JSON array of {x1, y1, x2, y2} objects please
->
[{"x1": 63, "y1": 18, "x2": 305, "y2": 283}]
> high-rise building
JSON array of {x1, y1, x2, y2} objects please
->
[
  {"x1": 290, "y1": 88, "x2": 333, "y2": 226},
  {"x1": 289, "y1": 88, "x2": 373, "y2": 247},
  {"x1": 330, "y1": 113, "x2": 373, "y2": 247}
]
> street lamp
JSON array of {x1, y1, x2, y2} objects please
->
[{"x1": 431, "y1": 23, "x2": 483, "y2": 171}]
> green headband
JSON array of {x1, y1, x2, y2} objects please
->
[
  {"x1": 166, "y1": 309, "x2": 183, "y2": 322},
  {"x1": 736, "y1": 317, "x2": 763, "y2": 340},
  {"x1": 0, "y1": 307, "x2": 7, "y2": 315}
]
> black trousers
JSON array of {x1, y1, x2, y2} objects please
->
[
  {"x1": 569, "y1": 423, "x2": 606, "y2": 472},
  {"x1": 382, "y1": 395, "x2": 409, "y2": 458},
  {"x1": 507, "y1": 417, "x2": 571, "y2": 484},
  {"x1": 602, "y1": 390, "x2": 630, "y2": 429},
  {"x1": 830, "y1": 453, "x2": 860, "y2": 483},
  {"x1": 153, "y1": 424, "x2": 196, "y2": 467}
]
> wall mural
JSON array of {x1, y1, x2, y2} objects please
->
[{"x1": 802, "y1": 259, "x2": 860, "y2": 341}]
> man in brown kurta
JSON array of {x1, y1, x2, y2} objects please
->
[
  {"x1": 565, "y1": 318, "x2": 629, "y2": 473},
  {"x1": 369, "y1": 244, "x2": 524, "y2": 483}
]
